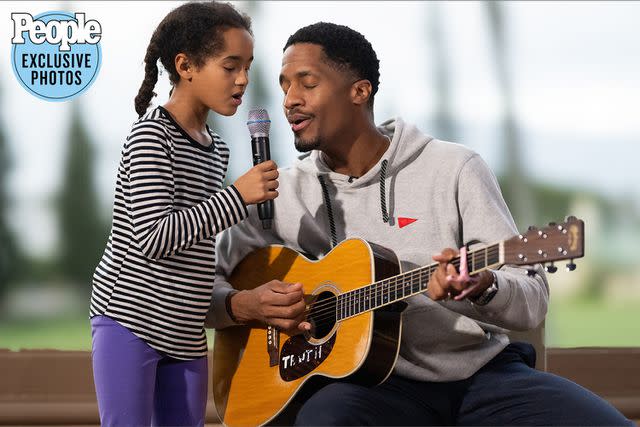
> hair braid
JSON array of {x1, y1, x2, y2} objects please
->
[
  {"x1": 134, "y1": 39, "x2": 160, "y2": 117},
  {"x1": 133, "y1": 1, "x2": 252, "y2": 118}
]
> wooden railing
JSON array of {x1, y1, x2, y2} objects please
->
[
  {"x1": 1, "y1": 348, "x2": 639, "y2": 425},
  {"x1": 547, "y1": 347, "x2": 640, "y2": 421}
]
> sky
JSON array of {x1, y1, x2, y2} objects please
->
[{"x1": 1, "y1": 1, "x2": 639, "y2": 256}]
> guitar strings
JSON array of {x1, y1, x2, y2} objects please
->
[
  {"x1": 303, "y1": 247, "x2": 500, "y2": 327},
  {"x1": 305, "y1": 265, "x2": 435, "y2": 318},
  {"x1": 307, "y1": 269, "x2": 495, "y2": 328},
  {"x1": 308, "y1": 267, "x2": 437, "y2": 326},
  {"x1": 304, "y1": 246, "x2": 500, "y2": 322},
  {"x1": 306, "y1": 271, "x2": 428, "y2": 326},
  {"x1": 304, "y1": 246, "x2": 499, "y2": 316}
]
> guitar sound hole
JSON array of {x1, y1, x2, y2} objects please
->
[{"x1": 307, "y1": 291, "x2": 336, "y2": 340}]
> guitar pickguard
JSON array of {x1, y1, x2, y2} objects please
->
[{"x1": 279, "y1": 334, "x2": 336, "y2": 381}]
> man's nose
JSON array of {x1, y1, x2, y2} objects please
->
[{"x1": 283, "y1": 87, "x2": 303, "y2": 110}]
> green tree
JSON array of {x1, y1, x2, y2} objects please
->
[
  {"x1": 426, "y1": 3, "x2": 457, "y2": 141},
  {"x1": 244, "y1": 1, "x2": 270, "y2": 113},
  {"x1": 0, "y1": 85, "x2": 24, "y2": 301},
  {"x1": 484, "y1": 2, "x2": 535, "y2": 229},
  {"x1": 56, "y1": 102, "x2": 108, "y2": 292}
]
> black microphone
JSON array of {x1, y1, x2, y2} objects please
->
[{"x1": 247, "y1": 108, "x2": 273, "y2": 230}]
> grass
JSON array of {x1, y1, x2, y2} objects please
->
[
  {"x1": 0, "y1": 315, "x2": 216, "y2": 351},
  {"x1": 546, "y1": 298, "x2": 640, "y2": 347},
  {"x1": 0, "y1": 299, "x2": 638, "y2": 351},
  {"x1": 0, "y1": 315, "x2": 92, "y2": 351}
]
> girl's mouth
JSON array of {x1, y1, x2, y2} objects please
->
[{"x1": 231, "y1": 93, "x2": 243, "y2": 106}]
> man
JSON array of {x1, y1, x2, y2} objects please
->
[{"x1": 207, "y1": 22, "x2": 631, "y2": 426}]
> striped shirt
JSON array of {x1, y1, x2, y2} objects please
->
[{"x1": 90, "y1": 106, "x2": 248, "y2": 359}]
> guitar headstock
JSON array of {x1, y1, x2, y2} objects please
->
[{"x1": 504, "y1": 216, "x2": 584, "y2": 273}]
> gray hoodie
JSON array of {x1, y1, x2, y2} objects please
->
[{"x1": 208, "y1": 117, "x2": 548, "y2": 382}]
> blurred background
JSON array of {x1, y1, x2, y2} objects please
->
[{"x1": 0, "y1": 1, "x2": 639, "y2": 351}]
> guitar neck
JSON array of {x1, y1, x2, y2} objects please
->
[{"x1": 336, "y1": 242, "x2": 503, "y2": 321}]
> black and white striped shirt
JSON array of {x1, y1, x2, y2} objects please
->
[{"x1": 90, "y1": 106, "x2": 247, "y2": 359}]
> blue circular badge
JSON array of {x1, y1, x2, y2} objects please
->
[{"x1": 11, "y1": 11, "x2": 102, "y2": 102}]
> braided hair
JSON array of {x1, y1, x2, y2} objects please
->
[{"x1": 134, "y1": 1, "x2": 252, "y2": 117}]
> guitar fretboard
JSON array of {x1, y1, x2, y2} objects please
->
[{"x1": 336, "y1": 243, "x2": 502, "y2": 320}]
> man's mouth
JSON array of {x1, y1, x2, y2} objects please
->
[{"x1": 289, "y1": 114, "x2": 312, "y2": 132}]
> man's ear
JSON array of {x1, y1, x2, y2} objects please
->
[
  {"x1": 175, "y1": 53, "x2": 194, "y2": 82},
  {"x1": 351, "y1": 79, "x2": 372, "y2": 106}
]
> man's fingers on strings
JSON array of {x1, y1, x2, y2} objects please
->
[{"x1": 432, "y1": 248, "x2": 457, "y2": 264}]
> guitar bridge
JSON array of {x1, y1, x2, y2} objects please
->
[{"x1": 267, "y1": 325, "x2": 280, "y2": 367}]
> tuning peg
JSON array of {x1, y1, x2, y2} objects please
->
[
  {"x1": 548, "y1": 221, "x2": 556, "y2": 227},
  {"x1": 545, "y1": 263, "x2": 558, "y2": 273},
  {"x1": 527, "y1": 225, "x2": 537, "y2": 231},
  {"x1": 527, "y1": 269, "x2": 537, "y2": 277},
  {"x1": 566, "y1": 260, "x2": 577, "y2": 272}
]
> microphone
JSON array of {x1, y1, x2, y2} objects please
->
[{"x1": 247, "y1": 108, "x2": 273, "y2": 230}]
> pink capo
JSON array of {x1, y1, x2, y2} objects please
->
[{"x1": 452, "y1": 247, "x2": 482, "y2": 301}]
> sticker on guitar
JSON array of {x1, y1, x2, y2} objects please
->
[
  {"x1": 282, "y1": 345, "x2": 322, "y2": 368},
  {"x1": 279, "y1": 333, "x2": 336, "y2": 381}
]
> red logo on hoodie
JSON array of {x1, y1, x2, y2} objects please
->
[{"x1": 397, "y1": 217, "x2": 417, "y2": 228}]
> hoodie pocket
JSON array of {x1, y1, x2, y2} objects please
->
[{"x1": 400, "y1": 303, "x2": 489, "y2": 362}]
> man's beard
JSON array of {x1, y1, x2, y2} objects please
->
[{"x1": 294, "y1": 136, "x2": 322, "y2": 153}]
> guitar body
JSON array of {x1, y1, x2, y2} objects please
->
[
  {"x1": 212, "y1": 217, "x2": 587, "y2": 427},
  {"x1": 212, "y1": 238, "x2": 404, "y2": 427}
]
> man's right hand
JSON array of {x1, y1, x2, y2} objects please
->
[
  {"x1": 229, "y1": 280, "x2": 310, "y2": 334},
  {"x1": 233, "y1": 160, "x2": 279, "y2": 205}
]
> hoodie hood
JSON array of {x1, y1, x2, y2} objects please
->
[
  {"x1": 296, "y1": 118, "x2": 434, "y2": 245},
  {"x1": 297, "y1": 117, "x2": 434, "y2": 188}
]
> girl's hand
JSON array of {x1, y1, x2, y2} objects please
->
[{"x1": 234, "y1": 160, "x2": 279, "y2": 205}]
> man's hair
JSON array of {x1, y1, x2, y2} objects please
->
[{"x1": 284, "y1": 22, "x2": 380, "y2": 109}]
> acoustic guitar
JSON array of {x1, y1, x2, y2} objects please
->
[{"x1": 212, "y1": 217, "x2": 584, "y2": 427}]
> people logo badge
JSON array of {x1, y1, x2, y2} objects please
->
[{"x1": 11, "y1": 11, "x2": 102, "y2": 102}]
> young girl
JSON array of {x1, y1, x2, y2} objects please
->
[{"x1": 89, "y1": 2, "x2": 277, "y2": 425}]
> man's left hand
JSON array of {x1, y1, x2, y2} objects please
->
[{"x1": 427, "y1": 247, "x2": 494, "y2": 301}]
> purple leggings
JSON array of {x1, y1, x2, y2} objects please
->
[{"x1": 91, "y1": 315, "x2": 208, "y2": 426}]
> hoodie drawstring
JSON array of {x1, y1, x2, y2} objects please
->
[
  {"x1": 380, "y1": 159, "x2": 389, "y2": 223},
  {"x1": 318, "y1": 175, "x2": 338, "y2": 248},
  {"x1": 318, "y1": 158, "x2": 391, "y2": 248}
]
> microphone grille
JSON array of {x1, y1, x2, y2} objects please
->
[{"x1": 247, "y1": 108, "x2": 271, "y2": 137}]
